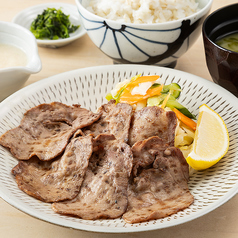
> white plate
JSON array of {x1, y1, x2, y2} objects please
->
[
  {"x1": 12, "y1": 2, "x2": 86, "y2": 48},
  {"x1": 0, "y1": 65, "x2": 238, "y2": 233}
]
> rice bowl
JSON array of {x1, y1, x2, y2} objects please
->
[{"x1": 76, "y1": 0, "x2": 213, "y2": 65}]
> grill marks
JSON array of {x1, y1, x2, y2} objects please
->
[
  {"x1": 0, "y1": 102, "x2": 101, "y2": 161},
  {"x1": 83, "y1": 100, "x2": 133, "y2": 143},
  {"x1": 12, "y1": 136, "x2": 93, "y2": 202},
  {"x1": 128, "y1": 106, "x2": 177, "y2": 146},
  {"x1": 123, "y1": 137, "x2": 194, "y2": 223},
  {"x1": 0, "y1": 101, "x2": 194, "y2": 223},
  {"x1": 52, "y1": 134, "x2": 133, "y2": 219}
]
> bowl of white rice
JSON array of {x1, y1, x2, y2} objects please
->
[{"x1": 76, "y1": 0, "x2": 213, "y2": 66}]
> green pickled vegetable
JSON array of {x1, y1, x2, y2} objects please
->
[
  {"x1": 147, "y1": 94, "x2": 166, "y2": 106},
  {"x1": 150, "y1": 82, "x2": 181, "y2": 98},
  {"x1": 147, "y1": 94, "x2": 196, "y2": 119},
  {"x1": 165, "y1": 96, "x2": 196, "y2": 119},
  {"x1": 30, "y1": 8, "x2": 80, "y2": 40},
  {"x1": 161, "y1": 83, "x2": 181, "y2": 98}
]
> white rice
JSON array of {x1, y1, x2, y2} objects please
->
[{"x1": 87, "y1": 0, "x2": 200, "y2": 24}]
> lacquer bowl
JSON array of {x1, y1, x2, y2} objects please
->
[{"x1": 202, "y1": 3, "x2": 238, "y2": 97}]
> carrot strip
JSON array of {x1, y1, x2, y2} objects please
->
[
  {"x1": 160, "y1": 91, "x2": 171, "y2": 109},
  {"x1": 144, "y1": 84, "x2": 163, "y2": 98},
  {"x1": 120, "y1": 85, "x2": 163, "y2": 104},
  {"x1": 128, "y1": 75, "x2": 160, "y2": 87},
  {"x1": 173, "y1": 108, "x2": 197, "y2": 131}
]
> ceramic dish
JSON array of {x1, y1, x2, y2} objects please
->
[
  {"x1": 76, "y1": 0, "x2": 213, "y2": 66},
  {"x1": 12, "y1": 3, "x2": 86, "y2": 48},
  {"x1": 0, "y1": 21, "x2": 41, "y2": 101},
  {"x1": 0, "y1": 65, "x2": 237, "y2": 233}
]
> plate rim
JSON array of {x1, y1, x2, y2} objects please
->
[{"x1": 2, "y1": 64, "x2": 238, "y2": 105}]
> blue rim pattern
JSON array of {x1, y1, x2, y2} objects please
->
[{"x1": 78, "y1": 9, "x2": 204, "y2": 65}]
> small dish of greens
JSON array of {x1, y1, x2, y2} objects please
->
[
  {"x1": 30, "y1": 8, "x2": 80, "y2": 40},
  {"x1": 12, "y1": 3, "x2": 86, "y2": 48}
]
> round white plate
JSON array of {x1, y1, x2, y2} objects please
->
[
  {"x1": 12, "y1": 2, "x2": 86, "y2": 48},
  {"x1": 0, "y1": 65, "x2": 237, "y2": 233}
]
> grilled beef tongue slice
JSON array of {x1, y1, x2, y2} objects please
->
[
  {"x1": 11, "y1": 135, "x2": 93, "y2": 203},
  {"x1": 83, "y1": 100, "x2": 133, "y2": 143},
  {"x1": 52, "y1": 134, "x2": 133, "y2": 220},
  {"x1": 128, "y1": 106, "x2": 177, "y2": 147},
  {"x1": 123, "y1": 136, "x2": 194, "y2": 224},
  {"x1": 0, "y1": 102, "x2": 101, "y2": 161}
]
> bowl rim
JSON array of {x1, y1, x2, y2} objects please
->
[
  {"x1": 0, "y1": 21, "x2": 41, "y2": 74},
  {"x1": 202, "y1": 3, "x2": 238, "y2": 55},
  {"x1": 76, "y1": 0, "x2": 213, "y2": 27}
]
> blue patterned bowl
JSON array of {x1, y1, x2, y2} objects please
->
[{"x1": 76, "y1": 0, "x2": 213, "y2": 66}]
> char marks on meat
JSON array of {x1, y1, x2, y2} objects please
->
[
  {"x1": 83, "y1": 100, "x2": 133, "y2": 143},
  {"x1": 123, "y1": 136, "x2": 194, "y2": 224},
  {"x1": 11, "y1": 135, "x2": 93, "y2": 203},
  {"x1": 0, "y1": 102, "x2": 101, "y2": 161},
  {"x1": 52, "y1": 134, "x2": 133, "y2": 220},
  {"x1": 128, "y1": 106, "x2": 177, "y2": 146},
  {"x1": 0, "y1": 100, "x2": 194, "y2": 223}
]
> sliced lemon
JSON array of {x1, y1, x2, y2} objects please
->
[{"x1": 186, "y1": 104, "x2": 229, "y2": 170}]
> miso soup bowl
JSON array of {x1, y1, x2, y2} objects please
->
[
  {"x1": 76, "y1": 0, "x2": 213, "y2": 67},
  {"x1": 202, "y1": 3, "x2": 238, "y2": 97},
  {"x1": 0, "y1": 21, "x2": 41, "y2": 101}
]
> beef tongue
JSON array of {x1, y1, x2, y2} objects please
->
[
  {"x1": 83, "y1": 100, "x2": 133, "y2": 143},
  {"x1": 123, "y1": 136, "x2": 194, "y2": 223},
  {"x1": 0, "y1": 102, "x2": 101, "y2": 161},
  {"x1": 128, "y1": 106, "x2": 177, "y2": 146},
  {"x1": 52, "y1": 134, "x2": 133, "y2": 220},
  {"x1": 11, "y1": 135, "x2": 93, "y2": 203}
]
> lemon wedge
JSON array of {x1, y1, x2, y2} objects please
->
[{"x1": 186, "y1": 104, "x2": 229, "y2": 170}]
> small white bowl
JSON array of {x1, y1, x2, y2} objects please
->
[
  {"x1": 0, "y1": 21, "x2": 41, "y2": 101},
  {"x1": 13, "y1": 3, "x2": 87, "y2": 48}
]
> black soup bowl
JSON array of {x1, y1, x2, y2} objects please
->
[{"x1": 202, "y1": 3, "x2": 238, "y2": 97}]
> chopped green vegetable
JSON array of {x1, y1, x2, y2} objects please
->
[
  {"x1": 147, "y1": 94, "x2": 196, "y2": 119},
  {"x1": 106, "y1": 76, "x2": 194, "y2": 120},
  {"x1": 147, "y1": 94, "x2": 166, "y2": 106},
  {"x1": 165, "y1": 95, "x2": 196, "y2": 119},
  {"x1": 150, "y1": 82, "x2": 181, "y2": 98},
  {"x1": 216, "y1": 32, "x2": 238, "y2": 53},
  {"x1": 161, "y1": 83, "x2": 181, "y2": 98},
  {"x1": 30, "y1": 8, "x2": 80, "y2": 40}
]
